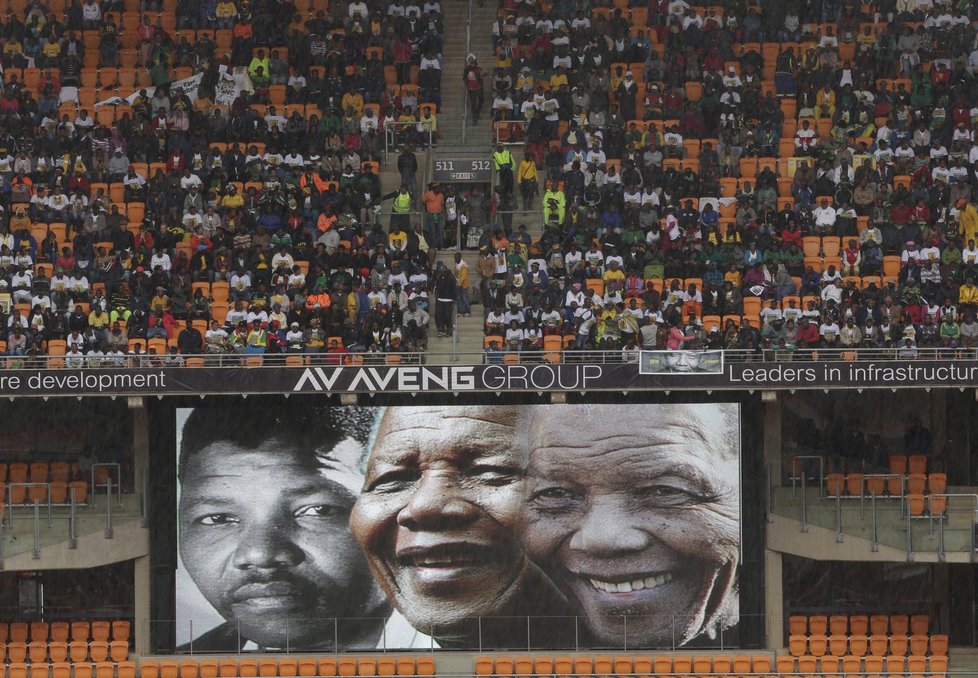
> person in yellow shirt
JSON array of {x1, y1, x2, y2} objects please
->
[
  {"x1": 454, "y1": 251, "x2": 471, "y2": 316},
  {"x1": 418, "y1": 106, "x2": 437, "y2": 146},
  {"x1": 40, "y1": 39, "x2": 61, "y2": 64},
  {"x1": 387, "y1": 225, "x2": 408, "y2": 254},
  {"x1": 724, "y1": 264, "x2": 742, "y2": 288},
  {"x1": 216, "y1": 0, "x2": 238, "y2": 28},
  {"x1": 959, "y1": 276, "x2": 978, "y2": 307},
  {"x1": 602, "y1": 260, "x2": 626, "y2": 293},
  {"x1": 815, "y1": 84, "x2": 836, "y2": 119},
  {"x1": 517, "y1": 154, "x2": 538, "y2": 210},
  {"x1": 958, "y1": 199, "x2": 978, "y2": 244},
  {"x1": 247, "y1": 49, "x2": 270, "y2": 80},
  {"x1": 549, "y1": 65, "x2": 569, "y2": 90},
  {"x1": 542, "y1": 180, "x2": 566, "y2": 224},
  {"x1": 221, "y1": 185, "x2": 244, "y2": 209},
  {"x1": 341, "y1": 91, "x2": 364, "y2": 117}
]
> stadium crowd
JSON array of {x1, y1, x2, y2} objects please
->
[
  {"x1": 0, "y1": 0, "x2": 449, "y2": 364},
  {"x1": 480, "y1": 0, "x2": 978, "y2": 357}
]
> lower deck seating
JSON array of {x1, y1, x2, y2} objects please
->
[{"x1": 140, "y1": 657, "x2": 435, "y2": 678}]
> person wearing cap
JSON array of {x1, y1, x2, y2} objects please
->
[{"x1": 284, "y1": 321, "x2": 305, "y2": 352}]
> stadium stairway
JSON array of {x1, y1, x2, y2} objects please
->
[
  {"x1": 438, "y1": 0, "x2": 496, "y2": 147},
  {"x1": 427, "y1": 250, "x2": 486, "y2": 361}
]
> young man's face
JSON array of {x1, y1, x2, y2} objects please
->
[{"x1": 179, "y1": 438, "x2": 387, "y2": 649}]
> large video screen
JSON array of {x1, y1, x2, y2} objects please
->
[{"x1": 174, "y1": 403, "x2": 741, "y2": 651}]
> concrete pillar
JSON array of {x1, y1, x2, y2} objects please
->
[
  {"x1": 763, "y1": 393, "x2": 783, "y2": 651},
  {"x1": 765, "y1": 548, "x2": 784, "y2": 651},
  {"x1": 763, "y1": 392, "x2": 782, "y2": 465},
  {"x1": 133, "y1": 555, "x2": 151, "y2": 656},
  {"x1": 129, "y1": 397, "x2": 150, "y2": 656}
]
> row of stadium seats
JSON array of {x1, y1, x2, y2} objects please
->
[
  {"x1": 787, "y1": 634, "x2": 947, "y2": 658},
  {"x1": 789, "y1": 613, "x2": 932, "y2": 637},
  {"x1": 141, "y1": 657, "x2": 435, "y2": 678},
  {"x1": 825, "y1": 473, "x2": 947, "y2": 498},
  {"x1": 2, "y1": 663, "x2": 133, "y2": 678},
  {"x1": 0, "y1": 641, "x2": 128, "y2": 664},
  {"x1": 774, "y1": 654, "x2": 947, "y2": 675},
  {"x1": 0, "y1": 624, "x2": 129, "y2": 644}
]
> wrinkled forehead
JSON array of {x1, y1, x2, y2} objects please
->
[
  {"x1": 370, "y1": 406, "x2": 529, "y2": 465},
  {"x1": 528, "y1": 404, "x2": 738, "y2": 461}
]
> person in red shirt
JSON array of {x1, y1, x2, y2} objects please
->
[
  {"x1": 324, "y1": 338, "x2": 349, "y2": 364},
  {"x1": 796, "y1": 316, "x2": 820, "y2": 347}
]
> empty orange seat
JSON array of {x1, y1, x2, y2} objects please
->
[
  {"x1": 809, "y1": 634, "x2": 828, "y2": 656},
  {"x1": 141, "y1": 660, "x2": 160, "y2": 678},
  {"x1": 160, "y1": 661, "x2": 179, "y2": 678},
  {"x1": 180, "y1": 661, "x2": 199, "y2": 678},
  {"x1": 90, "y1": 622, "x2": 110, "y2": 642}
]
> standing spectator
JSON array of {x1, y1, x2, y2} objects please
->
[
  {"x1": 421, "y1": 182, "x2": 445, "y2": 251},
  {"x1": 432, "y1": 261, "x2": 456, "y2": 337},
  {"x1": 463, "y1": 54, "x2": 485, "y2": 125},
  {"x1": 454, "y1": 251, "x2": 470, "y2": 317}
]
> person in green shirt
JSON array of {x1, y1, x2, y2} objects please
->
[{"x1": 940, "y1": 318, "x2": 961, "y2": 347}]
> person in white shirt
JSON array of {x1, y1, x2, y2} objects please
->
[
  {"x1": 246, "y1": 308, "x2": 269, "y2": 326},
  {"x1": 225, "y1": 302, "x2": 247, "y2": 327},
  {"x1": 963, "y1": 239, "x2": 978, "y2": 265},
  {"x1": 65, "y1": 345, "x2": 85, "y2": 369},
  {"x1": 86, "y1": 348, "x2": 104, "y2": 368},
  {"x1": 150, "y1": 249, "x2": 172, "y2": 272},
  {"x1": 74, "y1": 110, "x2": 96, "y2": 131},
  {"x1": 919, "y1": 240, "x2": 941, "y2": 262},
  {"x1": 819, "y1": 319, "x2": 841, "y2": 344},
  {"x1": 182, "y1": 207, "x2": 204, "y2": 229},
  {"x1": 795, "y1": 120, "x2": 818, "y2": 153},
  {"x1": 901, "y1": 241, "x2": 921, "y2": 265},
  {"x1": 821, "y1": 280, "x2": 842, "y2": 304},
  {"x1": 721, "y1": 67, "x2": 742, "y2": 89},
  {"x1": 813, "y1": 198, "x2": 836, "y2": 231},
  {"x1": 68, "y1": 271, "x2": 89, "y2": 297},
  {"x1": 360, "y1": 110, "x2": 379, "y2": 133},
  {"x1": 179, "y1": 170, "x2": 203, "y2": 190},
  {"x1": 229, "y1": 270, "x2": 252, "y2": 301},
  {"x1": 264, "y1": 107, "x2": 287, "y2": 128},
  {"x1": 10, "y1": 268, "x2": 32, "y2": 304}
]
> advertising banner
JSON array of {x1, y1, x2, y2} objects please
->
[
  {"x1": 0, "y1": 358, "x2": 977, "y2": 397},
  {"x1": 174, "y1": 403, "x2": 742, "y2": 651}
]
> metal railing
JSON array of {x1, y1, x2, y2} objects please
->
[
  {"x1": 0, "y1": 482, "x2": 139, "y2": 561},
  {"x1": 772, "y1": 457, "x2": 978, "y2": 559},
  {"x1": 163, "y1": 613, "x2": 767, "y2": 654},
  {"x1": 461, "y1": 0, "x2": 473, "y2": 144},
  {"x1": 384, "y1": 122, "x2": 437, "y2": 162},
  {"x1": 11, "y1": 346, "x2": 978, "y2": 371},
  {"x1": 494, "y1": 119, "x2": 530, "y2": 144}
]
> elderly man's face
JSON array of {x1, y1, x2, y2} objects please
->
[
  {"x1": 179, "y1": 438, "x2": 385, "y2": 648},
  {"x1": 520, "y1": 404, "x2": 740, "y2": 647},
  {"x1": 351, "y1": 406, "x2": 531, "y2": 637}
]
